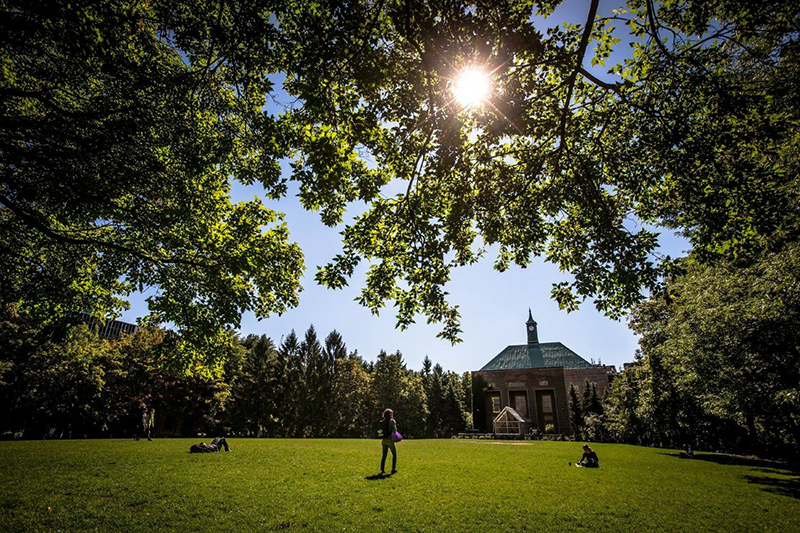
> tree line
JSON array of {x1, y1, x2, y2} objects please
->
[
  {"x1": 567, "y1": 246, "x2": 800, "y2": 458},
  {"x1": 0, "y1": 309, "x2": 471, "y2": 440}
]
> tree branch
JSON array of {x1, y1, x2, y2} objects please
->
[
  {"x1": 646, "y1": 0, "x2": 672, "y2": 57},
  {"x1": 0, "y1": 195, "x2": 213, "y2": 269},
  {"x1": 558, "y1": 0, "x2": 600, "y2": 153},
  {"x1": 0, "y1": 88, "x2": 133, "y2": 119}
]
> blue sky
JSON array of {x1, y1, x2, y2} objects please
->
[{"x1": 122, "y1": 1, "x2": 689, "y2": 374}]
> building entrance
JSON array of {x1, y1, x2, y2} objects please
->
[{"x1": 535, "y1": 390, "x2": 556, "y2": 430}]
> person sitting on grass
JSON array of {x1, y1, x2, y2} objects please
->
[
  {"x1": 576, "y1": 444, "x2": 599, "y2": 468},
  {"x1": 190, "y1": 436, "x2": 230, "y2": 453}
]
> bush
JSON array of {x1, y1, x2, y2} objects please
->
[{"x1": 544, "y1": 424, "x2": 555, "y2": 434}]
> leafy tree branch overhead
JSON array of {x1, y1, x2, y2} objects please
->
[
  {"x1": 0, "y1": 0, "x2": 304, "y2": 363},
  {"x1": 288, "y1": 0, "x2": 798, "y2": 340},
  {"x1": 1, "y1": 0, "x2": 797, "y2": 357}
]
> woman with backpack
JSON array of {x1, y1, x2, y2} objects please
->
[{"x1": 379, "y1": 408, "x2": 400, "y2": 475}]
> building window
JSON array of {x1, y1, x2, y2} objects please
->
[
  {"x1": 490, "y1": 394, "x2": 501, "y2": 414},
  {"x1": 541, "y1": 394, "x2": 553, "y2": 414}
]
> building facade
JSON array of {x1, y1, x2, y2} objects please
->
[
  {"x1": 471, "y1": 311, "x2": 611, "y2": 435},
  {"x1": 82, "y1": 313, "x2": 138, "y2": 339}
]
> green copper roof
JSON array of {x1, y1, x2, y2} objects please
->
[{"x1": 479, "y1": 343, "x2": 595, "y2": 371}]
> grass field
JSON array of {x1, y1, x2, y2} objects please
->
[{"x1": 1, "y1": 438, "x2": 798, "y2": 532}]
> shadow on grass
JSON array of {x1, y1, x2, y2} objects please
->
[
  {"x1": 660, "y1": 452, "x2": 800, "y2": 499},
  {"x1": 742, "y1": 471, "x2": 800, "y2": 499},
  {"x1": 365, "y1": 473, "x2": 393, "y2": 481}
]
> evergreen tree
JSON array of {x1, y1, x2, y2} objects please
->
[
  {"x1": 299, "y1": 326, "x2": 327, "y2": 437},
  {"x1": 372, "y1": 351, "x2": 427, "y2": 438},
  {"x1": 421, "y1": 356, "x2": 432, "y2": 379},
  {"x1": 460, "y1": 372, "x2": 473, "y2": 429},
  {"x1": 425, "y1": 364, "x2": 446, "y2": 437},
  {"x1": 581, "y1": 380, "x2": 594, "y2": 416},
  {"x1": 568, "y1": 382, "x2": 584, "y2": 439},
  {"x1": 581, "y1": 380, "x2": 603, "y2": 416},
  {"x1": 277, "y1": 331, "x2": 302, "y2": 437},
  {"x1": 226, "y1": 335, "x2": 280, "y2": 437},
  {"x1": 441, "y1": 376, "x2": 468, "y2": 437}
]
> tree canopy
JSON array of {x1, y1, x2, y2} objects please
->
[
  {"x1": 1, "y1": 0, "x2": 304, "y2": 364},
  {"x1": 2, "y1": 0, "x2": 797, "y2": 359}
]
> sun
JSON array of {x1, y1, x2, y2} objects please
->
[{"x1": 453, "y1": 68, "x2": 491, "y2": 107}]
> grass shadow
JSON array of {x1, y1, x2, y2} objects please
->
[
  {"x1": 659, "y1": 452, "x2": 800, "y2": 499},
  {"x1": 659, "y1": 452, "x2": 796, "y2": 469},
  {"x1": 365, "y1": 473, "x2": 393, "y2": 481},
  {"x1": 742, "y1": 472, "x2": 800, "y2": 499}
]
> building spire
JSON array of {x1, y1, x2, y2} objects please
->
[
  {"x1": 526, "y1": 310, "x2": 539, "y2": 345},
  {"x1": 525, "y1": 309, "x2": 543, "y2": 367}
]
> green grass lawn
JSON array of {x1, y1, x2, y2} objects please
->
[{"x1": 1, "y1": 438, "x2": 798, "y2": 531}]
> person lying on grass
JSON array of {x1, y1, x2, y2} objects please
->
[
  {"x1": 190, "y1": 437, "x2": 230, "y2": 453},
  {"x1": 576, "y1": 444, "x2": 599, "y2": 468}
]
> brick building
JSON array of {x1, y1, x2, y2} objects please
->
[{"x1": 471, "y1": 311, "x2": 610, "y2": 436}]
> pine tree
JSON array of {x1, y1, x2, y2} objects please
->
[
  {"x1": 421, "y1": 356, "x2": 432, "y2": 379},
  {"x1": 441, "y1": 375, "x2": 467, "y2": 436},
  {"x1": 227, "y1": 334, "x2": 280, "y2": 437},
  {"x1": 569, "y1": 382, "x2": 584, "y2": 439},
  {"x1": 426, "y1": 364, "x2": 445, "y2": 437},
  {"x1": 299, "y1": 326, "x2": 327, "y2": 437},
  {"x1": 277, "y1": 331, "x2": 302, "y2": 437}
]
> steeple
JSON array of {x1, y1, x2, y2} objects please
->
[
  {"x1": 526, "y1": 308, "x2": 539, "y2": 345},
  {"x1": 526, "y1": 309, "x2": 544, "y2": 367}
]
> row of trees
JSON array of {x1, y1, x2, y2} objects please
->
[
  {"x1": 568, "y1": 380, "x2": 604, "y2": 442},
  {"x1": 3, "y1": 285, "x2": 796, "y2": 457},
  {"x1": 565, "y1": 246, "x2": 800, "y2": 458},
  {"x1": 0, "y1": 309, "x2": 471, "y2": 440},
  {"x1": 601, "y1": 248, "x2": 800, "y2": 458}
]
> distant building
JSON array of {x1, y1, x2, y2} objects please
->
[
  {"x1": 471, "y1": 310, "x2": 610, "y2": 436},
  {"x1": 82, "y1": 314, "x2": 138, "y2": 339}
]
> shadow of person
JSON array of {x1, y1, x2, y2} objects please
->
[{"x1": 365, "y1": 473, "x2": 393, "y2": 481}]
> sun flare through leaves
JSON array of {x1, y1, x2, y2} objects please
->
[{"x1": 453, "y1": 68, "x2": 491, "y2": 108}]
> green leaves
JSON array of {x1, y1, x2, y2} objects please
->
[
  {"x1": 0, "y1": 0, "x2": 302, "y2": 362},
  {"x1": 3, "y1": 0, "x2": 797, "y2": 352},
  {"x1": 624, "y1": 243, "x2": 800, "y2": 452}
]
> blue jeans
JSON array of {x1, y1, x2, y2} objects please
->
[
  {"x1": 381, "y1": 438, "x2": 396, "y2": 472},
  {"x1": 211, "y1": 437, "x2": 229, "y2": 452}
]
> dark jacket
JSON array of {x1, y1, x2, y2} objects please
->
[
  {"x1": 581, "y1": 450, "x2": 599, "y2": 466},
  {"x1": 380, "y1": 418, "x2": 396, "y2": 440}
]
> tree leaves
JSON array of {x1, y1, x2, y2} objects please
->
[{"x1": 3, "y1": 0, "x2": 797, "y2": 352}]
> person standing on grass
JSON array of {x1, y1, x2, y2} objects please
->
[
  {"x1": 379, "y1": 408, "x2": 398, "y2": 475},
  {"x1": 140, "y1": 404, "x2": 148, "y2": 439},
  {"x1": 145, "y1": 407, "x2": 155, "y2": 441}
]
